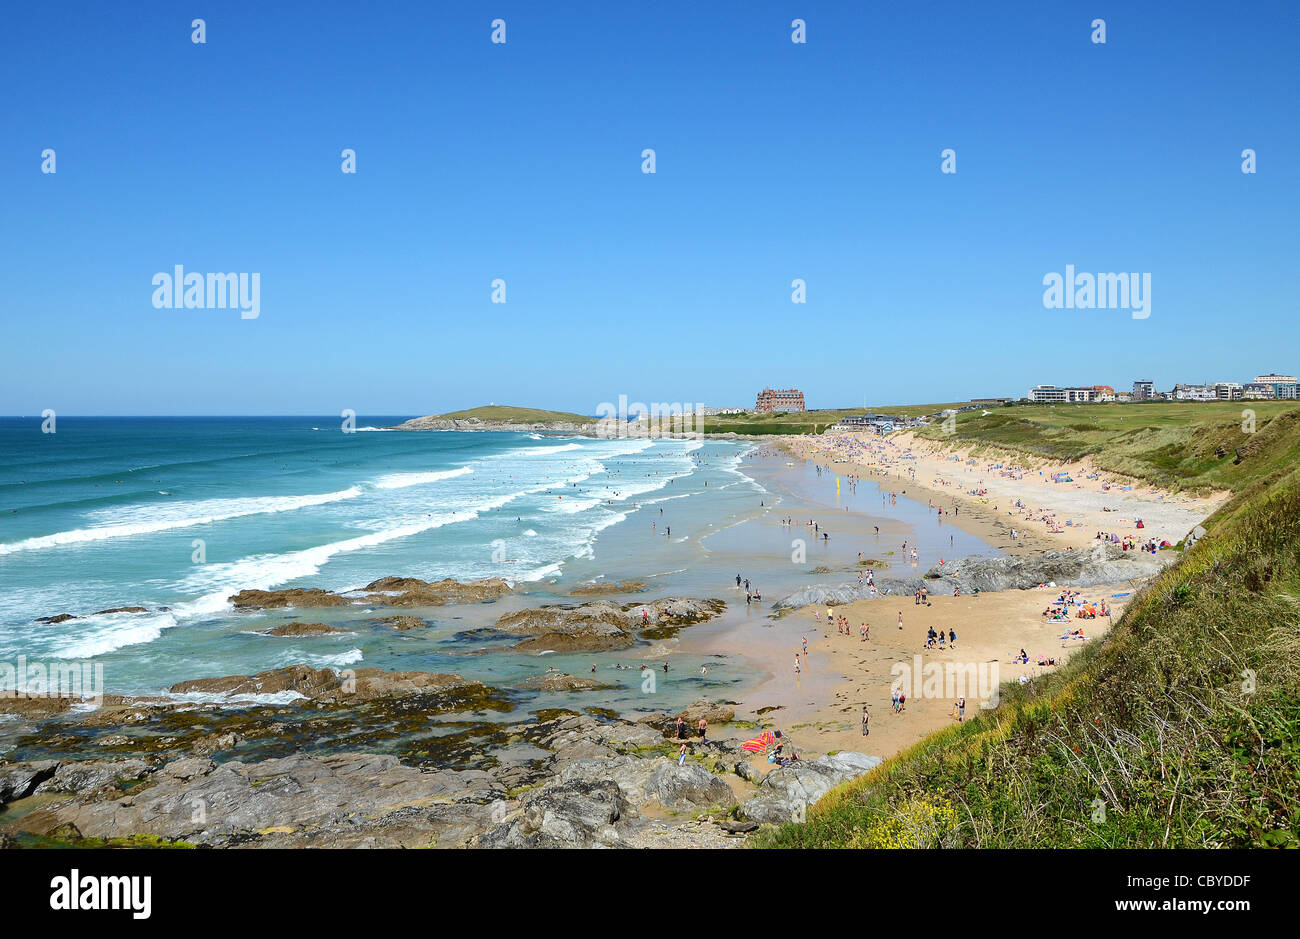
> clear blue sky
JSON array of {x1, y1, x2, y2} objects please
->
[{"x1": 2, "y1": 1, "x2": 1297, "y2": 415}]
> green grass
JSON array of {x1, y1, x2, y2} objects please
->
[
  {"x1": 429, "y1": 405, "x2": 593, "y2": 423},
  {"x1": 912, "y1": 400, "x2": 1300, "y2": 492},
  {"x1": 752, "y1": 440, "x2": 1300, "y2": 849}
]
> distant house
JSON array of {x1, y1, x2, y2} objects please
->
[{"x1": 1132, "y1": 380, "x2": 1156, "y2": 401}]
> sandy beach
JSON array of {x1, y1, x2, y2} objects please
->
[
  {"x1": 700, "y1": 431, "x2": 1227, "y2": 768},
  {"x1": 787, "y1": 429, "x2": 1228, "y2": 552}
]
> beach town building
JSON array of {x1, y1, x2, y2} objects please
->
[
  {"x1": 754, "y1": 387, "x2": 806, "y2": 412},
  {"x1": 1132, "y1": 380, "x2": 1156, "y2": 401},
  {"x1": 836, "y1": 414, "x2": 896, "y2": 434},
  {"x1": 1255, "y1": 374, "x2": 1298, "y2": 398},
  {"x1": 1172, "y1": 383, "x2": 1217, "y2": 401},
  {"x1": 1242, "y1": 383, "x2": 1276, "y2": 400},
  {"x1": 687, "y1": 405, "x2": 745, "y2": 416},
  {"x1": 1213, "y1": 382, "x2": 1244, "y2": 401},
  {"x1": 1028, "y1": 384, "x2": 1105, "y2": 403}
]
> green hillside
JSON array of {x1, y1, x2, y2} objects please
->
[
  {"x1": 430, "y1": 405, "x2": 593, "y2": 423},
  {"x1": 913, "y1": 401, "x2": 1300, "y2": 492}
]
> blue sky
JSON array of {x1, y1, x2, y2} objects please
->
[{"x1": 2, "y1": 1, "x2": 1297, "y2": 415}]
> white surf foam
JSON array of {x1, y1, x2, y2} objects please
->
[
  {"x1": 0, "y1": 487, "x2": 365, "y2": 556},
  {"x1": 372, "y1": 466, "x2": 473, "y2": 489}
]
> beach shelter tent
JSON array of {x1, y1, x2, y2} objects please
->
[{"x1": 741, "y1": 731, "x2": 775, "y2": 753}]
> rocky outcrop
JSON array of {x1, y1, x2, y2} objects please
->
[
  {"x1": 34, "y1": 606, "x2": 149, "y2": 624},
  {"x1": 373, "y1": 615, "x2": 428, "y2": 631},
  {"x1": 229, "y1": 588, "x2": 351, "y2": 610},
  {"x1": 2, "y1": 684, "x2": 881, "y2": 849},
  {"x1": 475, "y1": 778, "x2": 629, "y2": 848},
  {"x1": 259, "y1": 622, "x2": 349, "y2": 637},
  {"x1": 569, "y1": 580, "x2": 648, "y2": 597},
  {"x1": 740, "y1": 753, "x2": 882, "y2": 824},
  {"x1": 34, "y1": 759, "x2": 150, "y2": 798},
  {"x1": 515, "y1": 673, "x2": 615, "y2": 692},
  {"x1": 228, "y1": 577, "x2": 511, "y2": 611},
  {"x1": 495, "y1": 597, "x2": 725, "y2": 652},
  {"x1": 0, "y1": 760, "x2": 60, "y2": 806},
  {"x1": 11, "y1": 752, "x2": 507, "y2": 848},
  {"x1": 168, "y1": 665, "x2": 487, "y2": 705},
  {"x1": 362, "y1": 576, "x2": 511, "y2": 606},
  {"x1": 775, "y1": 544, "x2": 1172, "y2": 608}
]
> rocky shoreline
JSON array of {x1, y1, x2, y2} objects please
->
[
  {"x1": 1, "y1": 666, "x2": 879, "y2": 848},
  {"x1": 774, "y1": 544, "x2": 1174, "y2": 609},
  {"x1": 3, "y1": 573, "x2": 886, "y2": 848}
]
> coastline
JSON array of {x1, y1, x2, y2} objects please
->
[{"x1": 0, "y1": 426, "x2": 1227, "y2": 847}]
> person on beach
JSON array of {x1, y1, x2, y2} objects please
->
[
  {"x1": 794, "y1": 654, "x2": 801, "y2": 675},
  {"x1": 676, "y1": 716, "x2": 687, "y2": 739},
  {"x1": 898, "y1": 611, "x2": 903, "y2": 630},
  {"x1": 958, "y1": 697, "x2": 966, "y2": 722},
  {"x1": 802, "y1": 635, "x2": 808, "y2": 654},
  {"x1": 697, "y1": 716, "x2": 707, "y2": 739},
  {"x1": 861, "y1": 706, "x2": 870, "y2": 736},
  {"x1": 678, "y1": 743, "x2": 688, "y2": 766},
  {"x1": 949, "y1": 628, "x2": 956, "y2": 647},
  {"x1": 700, "y1": 664, "x2": 707, "y2": 678}
]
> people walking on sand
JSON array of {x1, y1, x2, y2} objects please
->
[
  {"x1": 802, "y1": 635, "x2": 808, "y2": 654},
  {"x1": 861, "y1": 706, "x2": 870, "y2": 736},
  {"x1": 949, "y1": 628, "x2": 956, "y2": 648},
  {"x1": 898, "y1": 611, "x2": 903, "y2": 630},
  {"x1": 958, "y1": 697, "x2": 966, "y2": 722},
  {"x1": 794, "y1": 653, "x2": 801, "y2": 675}
]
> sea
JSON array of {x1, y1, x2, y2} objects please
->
[{"x1": 0, "y1": 417, "x2": 997, "y2": 722}]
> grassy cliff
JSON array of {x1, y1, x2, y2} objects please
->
[
  {"x1": 912, "y1": 401, "x2": 1300, "y2": 492},
  {"x1": 753, "y1": 441, "x2": 1300, "y2": 849},
  {"x1": 425, "y1": 406, "x2": 593, "y2": 423}
]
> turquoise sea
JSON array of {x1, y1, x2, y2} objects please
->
[{"x1": 0, "y1": 417, "x2": 996, "y2": 720}]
